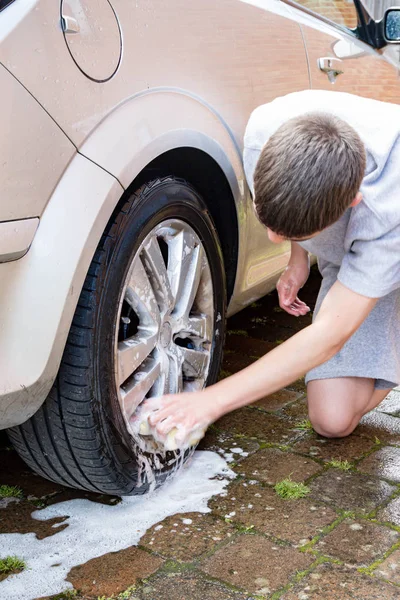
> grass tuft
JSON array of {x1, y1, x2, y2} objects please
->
[
  {"x1": 327, "y1": 459, "x2": 352, "y2": 471},
  {"x1": 274, "y1": 477, "x2": 310, "y2": 500},
  {"x1": 0, "y1": 556, "x2": 26, "y2": 575},
  {"x1": 0, "y1": 485, "x2": 23, "y2": 499},
  {"x1": 294, "y1": 419, "x2": 313, "y2": 431}
]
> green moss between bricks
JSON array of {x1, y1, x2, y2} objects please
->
[
  {"x1": 29, "y1": 498, "x2": 47, "y2": 508},
  {"x1": 227, "y1": 329, "x2": 248, "y2": 337},
  {"x1": 299, "y1": 515, "x2": 346, "y2": 552},
  {"x1": 274, "y1": 477, "x2": 310, "y2": 500},
  {"x1": 0, "y1": 485, "x2": 23, "y2": 499},
  {"x1": 96, "y1": 585, "x2": 138, "y2": 600},
  {"x1": 358, "y1": 539, "x2": 400, "y2": 576}
]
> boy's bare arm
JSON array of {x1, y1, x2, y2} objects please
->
[{"x1": 148, "y1": 281, "x2": 377, "y2": 444}]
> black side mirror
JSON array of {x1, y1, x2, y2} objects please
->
[
  {"x1": 384, "y1": 8, "x2": 400, "y2": 43},
  {"x1": 353, "y1": 0, "x2": 400, "y2": 48}
]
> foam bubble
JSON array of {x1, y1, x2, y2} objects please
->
[{"x1": 0, "y1": 451, "x2": 234, "y2": 600}]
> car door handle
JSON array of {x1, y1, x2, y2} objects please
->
[{"x1": 318, "y1": 57, "x2": 344, "y2": 84}]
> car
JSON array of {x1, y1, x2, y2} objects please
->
[{"x1": 1, "y1": 0, "x2": 399, "y2": 496}]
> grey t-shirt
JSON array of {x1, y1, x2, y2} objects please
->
[{"x1": 243, "y1": 90, "x2": 400, "y2": 298}]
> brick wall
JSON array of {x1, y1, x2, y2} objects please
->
[{"x1": 296, "y1": 0, "x2": 358, "y2": 29}]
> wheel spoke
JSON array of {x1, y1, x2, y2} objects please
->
[
  {"x1": 120, "y1": 357, "x2": 161, "y2": 420},
  {"x1": 175, "y1": 315, "x2": 212, "y2": 343},
  {"x1": 117, "y1": 333, "x2": 157, "y2": 386},
  {"x1": 167, "y1": 351, "x2": 183, "y2": 395},
  {"x1": 179, "y1": 346, "x2": 209, "y2": 379},
  {"x1": 169, "y1": 230, "x2": 203, "y2": 319},
  {"x1": 125, "y1": 257, "x2": 160, "y2": 329},
  {"x1": 142, "y1": 235, "x2": 174, "y2": 315}
]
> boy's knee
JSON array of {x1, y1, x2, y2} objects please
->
[{"x1": 308, "y1": 411, "x2": 357, "y2": 439}]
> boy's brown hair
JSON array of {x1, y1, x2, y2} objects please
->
[{"x1": 253, "y1": 112, "x2": 366, "y2": 239}]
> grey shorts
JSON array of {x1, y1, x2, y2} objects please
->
[{"x1": 305, "y1": 263, "x2": 400, "y2": 391}]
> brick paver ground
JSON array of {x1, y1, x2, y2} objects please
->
[{"x1": 2, "y1": 267, "x2": 400, "y2": 599}]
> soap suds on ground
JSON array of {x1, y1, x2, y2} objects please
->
[{"x1": 0, "y1": 451, "x2": 233, "y2": 600}]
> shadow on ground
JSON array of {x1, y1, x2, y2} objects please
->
[{"x1": 2, "y1": 267, "x2": 400, "y2": 599}]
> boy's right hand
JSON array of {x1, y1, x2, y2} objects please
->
[{"x1": 276, "y1": 263, "x2": 310, "y2": 317}]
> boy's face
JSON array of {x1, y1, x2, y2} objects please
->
[{"x1": 266, "y1": 230, "x2": 317, "y2": 244}]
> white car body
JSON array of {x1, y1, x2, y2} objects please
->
[{"x1": 0, "y1": 0, "x2": 399, "y2": 429}]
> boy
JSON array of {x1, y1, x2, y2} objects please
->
[{"x1": 146, "y1": 90, "x2": 400, "y2": 447}]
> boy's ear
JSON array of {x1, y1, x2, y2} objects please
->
[{"x1": 350, "y1": 192, "x2": 362, "y2": 208}]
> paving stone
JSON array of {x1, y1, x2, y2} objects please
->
[
  {"x1": 309, "y1": 470, "x2": 396, "y2": 514},
  {"x1": 134, "y1": 570, "x2": 253, "y2": 600},
  {"x1": 214, "y1": 409, "x2": 300, "y2": 444},
  {"x1": 358, "y1": 411, "x2": 400, "y2": 445},
  {"x1": 66, "y1": 546, "x2": 163, "y2": 598},
  {"x1": 286, "y1": 377, "x2": 307, "y2": 393},
  {"x1": 221, "y1": 351, "x2": 258, "y2": 374},
  {"x1": 247, "y1": 319, "x2": 309, "y2": 342},
  {"x1": 374, "y1": 548, "x2": 400, "y2": 585},
  {"x1": 209, "y1": 480, "x2": 337, "y2": 544},
  {"x1": 280, "y1": 397, "x2": 310, "y2": 421},
  {"x1": 253, "y1": 389, "x2": 302, "y2": 412},
  {"x1": 139, "y1": 512, "x2": 235, "y2": 561},
  {"x1": 358, "y1": 447, "x2": 400, "y2": 482},
  {"x1": 0, "y1": 448, "x2": 66, "y2": 498},
  {"x1": 200, "y1": 534, "x2": 313, "y2": 595},
  {"x1": 292, "y1": 432, "x2": 374, "y2": 462},
  {"x1": 0, "y1": 500, "x2": 68, "y2": 539},
  {"x1": 281, "y1": 562, "x2": 400, "y2": 599},
  {"x1": 377, "y1": 497, "x2": 400, "y2": 525},
  {"x1": 377, "y1": 390, "x2": 400, "y2": 416},
  {"x1": 197, "y1": 430, "x2": 260, "y2": 464},
  {"x1": 316, "y1": 518, "x2": 399, "y2": 566},
  {"x1": 234, "y1": 448, "x2": 321, "y2": 485},
  {"x1": 224, "y1": 334, "x2": 276, "y2": 358}
]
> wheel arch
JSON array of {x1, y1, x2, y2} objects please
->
[
  {"x1": 118, "y1": 148, "x2": 239, "y2": 301},
  {"x1": 78, "y1": 88, "x2": 248, "y2": 300}
]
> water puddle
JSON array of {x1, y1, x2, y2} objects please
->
[{"x1": 0, "y1": 451, "x2": 233, "y2": 600}]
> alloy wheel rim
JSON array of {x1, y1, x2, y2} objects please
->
[{"x1": 114, "y1": 218, "x2": 214, "y2": 444}]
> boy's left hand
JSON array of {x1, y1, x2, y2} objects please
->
[{"x1": 277, "y1": 264, "x2": 310, "y2": 317}]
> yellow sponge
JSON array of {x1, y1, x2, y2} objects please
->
[{"x1": 134, "y1": 404, "x2": 205, "y2": 451}]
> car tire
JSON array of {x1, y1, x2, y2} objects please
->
[{"x1": 8, "y1": 178, "x2": 226, "y2": 495}]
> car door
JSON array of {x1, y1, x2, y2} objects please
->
[{"x1": 284, "y1": 0, "x2": 400, "y2": 104}]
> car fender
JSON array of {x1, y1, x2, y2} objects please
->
[
  {"x1": 79, "y1": 87, "x2": 247, "y2": 220},
  {"x1": 0, "y1": 154, "x2": 123, "y2": 428},
  {"x1": 79, "y1": 87, "x2": 253, "y2": 309}
]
